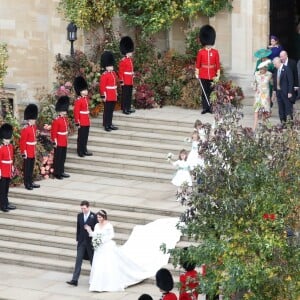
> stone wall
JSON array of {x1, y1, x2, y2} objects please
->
[
  {"x1": 0, "y1": 0, "x2": 270, "y2": 108},
  {"x1": 0, "y1": 0, "x2": 84, "y2": 107}
]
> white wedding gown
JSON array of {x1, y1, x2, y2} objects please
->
[{"x1": 89, "y1": 218, "x2": 181, "y2": 292}]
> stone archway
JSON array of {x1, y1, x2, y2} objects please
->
[{"x1": 270, "y1": 0, "x2": 300, "y2": 60}]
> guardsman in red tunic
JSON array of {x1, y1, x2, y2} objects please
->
[
  {"x1": 195, "y1": 25, "x2": 220, "y2": 114},
  {"x1": 51, "y1": 96, "x2": 70, "y2": 179},
  {"x1": 20, "y1": 104, "x2": 40, "y2": 190},
  {"x1": 73, "y1": 76, "x2": 93, "y2": 157},
  {"x1": 156, "y1": 268, "x2": 178, "y2": 300},
  {"x1": 179, "y1": 260, "x2": 199, "y2": 300},
  {"x1": 119, "y1": 36, "x2": 135, "y2": 115},
  {"x1": 0, "y1": 123, "x2": 16, "y2": 212},
  {"x1": 99, "y1": 51, "x2": 118, "y2": 132}
]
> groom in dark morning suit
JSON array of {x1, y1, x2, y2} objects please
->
[
  {"x1": 67, "y1": 200, "x2": 97, "y2": 286},
  {"x1": 272, "y1": 57, "x2": 294, "y2": 125}
]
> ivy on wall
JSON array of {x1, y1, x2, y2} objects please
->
[
  {"x1": 57, "y1": 0, "x2": 233, "y2": 35},
  {"x1": 0, "y1": 43, "x2": 9, "y2": 88}
]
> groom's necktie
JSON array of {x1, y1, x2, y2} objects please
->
[
  {"x1": 277, "y1": 67, "x2": 281, "y2": 90},
  {"x1": 84, "y1": 214, "x2": 88, "y2": 223}
]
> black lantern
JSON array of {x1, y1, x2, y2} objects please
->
[{"x1": 67, "y1": 22, "x2": 77, "y2": 56}]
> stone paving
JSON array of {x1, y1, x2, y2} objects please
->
[{"x1": 0, "y1": 100, "x2": 299, "y2": 300}]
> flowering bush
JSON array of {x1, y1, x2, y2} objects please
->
[
  {"x1": 39, "y1": 150, "x2": 54, "y2": 179},
  {"x1": 167, "y1": 106, "x2": 300, "y2": 299},
  {"x1": 134, "y1": 83, "x2": 158, "y2": 109},
  {"x1": 210, "y1": 79, "x2": 244, "y2": 110},
  {"x1": 54, "y1": 51, "x2": 102, "y2": 116}
]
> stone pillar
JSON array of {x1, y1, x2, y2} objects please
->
[{"x1": 214, "y1": 0, "x2": 270, "y2": 98}]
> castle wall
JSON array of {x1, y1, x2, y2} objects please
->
[{"x1": 0, "y1": 0, "x2": 269, "y2": 107}]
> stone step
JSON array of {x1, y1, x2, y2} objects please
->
[
  {"x1": 0, "y1": 209, "x2": 135, "y2": 237},
  {"x1": 68, "y1": 134, "x2": 185, "y2": 153},
  {"x1": 0, "y1": 250, "x2": 182, "y2": 284},
  {"x1": 0, "y1": 228, "x2": 128, "y2": 250},
  {"x1": 66, "y1": 153, "x2": 173, "y2": 175},
  {"x1": 0, "y1": 251, "x2": 88, "y2": 275},
  {"x1": 67, "y1": 144, "x2": 167, "y2": 163},
  {"x1": 65, "y1": 162, "x2": 172, "y2": 183},
  {"x1": 92, "y1": 113, "x2": 194, "y2": 132},
  {"x1": 5, "y1": 197, "x2": 171, "y2": 227},
  {"x1": 0, "y1": 239, "x2": 75, "y2": 262},
  {"x1": 9, "y1": 188, "x2": 181, "y2": 217},
  {"x1": 112, "y1": 111, "x2": 194, "y2": 127},
  {"x1": 86, "y1": 126, "x2": 189, "y2": 145}
]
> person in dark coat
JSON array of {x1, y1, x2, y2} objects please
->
[
  {"x1": 20, "y1": 104, "x2": 40, "y2": 190},
  {"x1": 99, "y1": 51, "x2": 118, "y2": 132},
  {"x1": 156, "y1": 268, "x2": 178, "y2": 300},
  {"x1": 272, "y1": 57, "x2": 294, "y2": 125},
  {"x1": 67, "y1": 200, "x2": 97, "y2": 286},
  {"x1": 119, "y1": 36, "x2": 135, "y2": 114},
  {"x1": 280, "y1": 50, "x2": 299, "y2": 103},
  {"x1": 51, "y1": 96, "x2": 70, "y2": 179},
  {"x1": 73, "y1": 76, "x2": 93, "y2": 157}
]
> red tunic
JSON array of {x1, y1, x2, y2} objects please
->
[
  {"x1": 162, "y1": 292, "x2": 178, "y2": 300},
  {"x1": 118, "y1": 57, "x2": 134, "y2": 86},
  {"x1": 20, "y1": 124, "x2": 37, "y2": 158},
  {"x1": 99, "y1": 71, "x2": 118, "y2": 102},
  {"x1": 73, "y1": 96, "x2": 91, "y2": 126},
  {"x1": 195, "y1": 48, "x2": 220, "y2": 80},
  {"x1": 51, "y1": 116, "x2": 68, "y2": 147},
  {"x1": 0, "y1": 143, "x2": 14, "y2": 178},
  {"x1": 179, "y1": 270, "x2": 199, "y2": 300}
]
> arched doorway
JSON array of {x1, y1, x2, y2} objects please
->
[{"x1": 270, "y1": 0, "x2": 300, "y2": 60}]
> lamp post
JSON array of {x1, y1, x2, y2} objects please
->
[{"x1": 67, "y1": 22, "x2": 77, "y2": 56}]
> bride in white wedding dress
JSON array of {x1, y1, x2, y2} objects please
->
[{"x1": 84, "y1": 210, "x2": 181, "y2": 292}]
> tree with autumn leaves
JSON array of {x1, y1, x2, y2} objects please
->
[
  {"x1": 58, "y1": 0, "x2": 233, "y2": 35},
  {"x1": 168, "y1": 105, "x2": 300, "y2": 299}
]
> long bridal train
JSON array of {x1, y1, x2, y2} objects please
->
[{"x1": 89, "y1": 218, "x2": 181, "y2": 292}]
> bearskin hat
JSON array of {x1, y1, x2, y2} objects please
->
[
  {"x1": 155, "y1": 268, "x2": 174, "y2": 292},
  {"x1": 55, "y1": 96, "x2": 70, "y2": 112},
  {"x1": 100, "y1": 51, "x2": 115, "y2": 69},
  {"x1": 120, "y1": 36, "x2": 134, "y2": 55},
  {"x1": 199, "y1": 24, "x2": 216, "y2": 46},
  {"x1": 24, "y1": 104, "x2": 38, "y2": 120},
  {"x1": 74, "y1": 76, "x2": 88, "y2": 96},
  {"x1": 138, "y1": 294, "x2": 153, "y2": 300},
  {"x1": 180, "y1": 247, "x2": 196, "y2": 272},
  {"x1": 0, "y1": 123, "x2": 13, "y2": 139}
]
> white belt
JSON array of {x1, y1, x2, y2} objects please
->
[
  {"x1": 26, "y1": 141, "x2": 37, "y2": 145},
  {"x1": 1, "y1": 160, "x2": 12, "y2": 164},
  {"x1": 57, "y1": 131, "x2": 68, "y2": 135},
  {"x1": 79, "y1": 111, "x2": 89, "y2": 114},
  {"x1": 124, "y1": 72, "x2": 134, "y2": 75},
  {"x1": 106, "y1": 86, "x2": 117, "y2": 89}
]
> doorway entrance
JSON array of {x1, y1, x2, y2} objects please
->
[{"x1": 270, "y1": 0, "x2": 300, "y2": 60}]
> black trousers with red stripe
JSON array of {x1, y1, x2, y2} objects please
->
[{"x1": 102, "y1": 101, "x2": 116, "y2": 128}]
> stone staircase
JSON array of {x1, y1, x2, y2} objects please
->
[
  {"x1": 66, "y1": 115, "x2": 193, "y2": 182},
  {"x1": 0, "y1": 112, "x2": 196, "y2": 283}
]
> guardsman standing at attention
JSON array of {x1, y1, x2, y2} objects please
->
[
  {"x1": 99, "y1": 51, "x2": 118, "y2": 132},
  {"x1": 51, "y1": 96, "x2": 70, "y2": 179},
  {"x1": 73, "y1": 76, "x2": 93, "y2": 158},
  {"x1": 195, "y1": 25, "x2": 220, "y2": 114},
  {"x1": 0, "y1": 123, "x2": 16, "y2": 212},
  {"x1": 20, "y1": 104, "x2": 40, "y2": 190},
  {"x1": 155, "y1": 268, "x2": 178, "y2": 300},
  {"x1": 119, "y1": 36, "x2": 135, "y2": 115}
]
